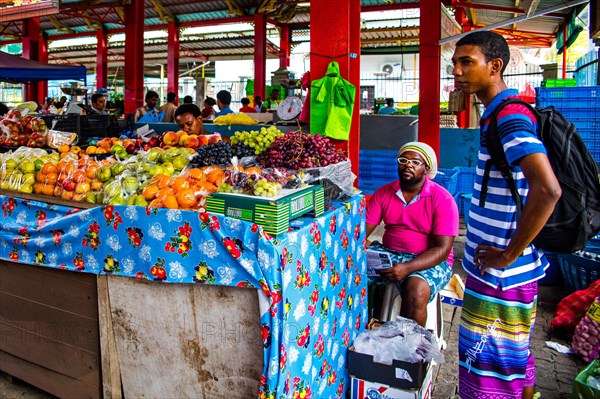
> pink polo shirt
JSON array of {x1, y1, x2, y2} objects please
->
[{"x1": 366, "y1": 178, "x2": 459, "y2": 265}]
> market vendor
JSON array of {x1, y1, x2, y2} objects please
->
[
  {"x1": 90, "y1": 93, "x2": 109, "y2": 115},
  {"x1": 133, "y1": 90, "x2": 159, "y2": 122},
  {"x1": 174, "y1": 104, "x2": 230, "y2": 143},
  {"x1": 365, "y1": 141, "x2": 459, "y2": 327}
]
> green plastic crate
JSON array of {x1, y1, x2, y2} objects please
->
[
  {"x1": 542, "y1": 78, "x2": 577, "y2": 88},
  {"x1": 205, "y1": 185, "x2": 324, "y2": 235},
  {"x1": 572, "y1": 359, "x2": 600, "y2": 399}
]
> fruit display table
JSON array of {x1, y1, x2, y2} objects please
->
[{"x1": 0, "y1": 192, "x2": 368, "y2": 398}]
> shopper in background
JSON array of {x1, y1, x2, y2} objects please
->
[
  {"x1": 159, "y1": 92, "x2": 178, "y2": 123},
  {"x1": 215, "y1": 90, "x2": 235, "y2": 117},
  {"x1": 261, "y1": 89, "x2": 280, "y2": 112},
  {"x1": 378, "y1": 98, "x2": 396, "y2": 115},
  {"x1": 239, "y1": 98, "x2": 256, "y2": 113},
  {"x1": 254, "y1": 96, "x2": 263, "y2": 113},
  {"x1": 453, "y1": 31, "x2": 560, "y2": 399},
  {"x1": 183, "y1": 95, "x2": 194, "y2": 104},
  {"x1": 42, "y1": 97, "x2": 57, "y2": 114},
  {"x1": 90, "y1": 93, "x2": 109, "y2": 115},
  {"x1": 56, "y1": 96, "x2": 68, "y2": 112},
  {"x1": 365, "y1": 142, "x2": 458, "y2": 327},
  {"x1": 133, "y1": 90, "x2": 159, "y2": 122},
  {"x1": 201, "y1": 97, "x2": 217, "y2": 120}
]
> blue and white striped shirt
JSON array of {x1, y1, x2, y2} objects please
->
[{"x1": 463, "y1": 89, "x2": 550, "y2": 290}]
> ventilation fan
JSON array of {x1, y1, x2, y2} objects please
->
[{"x1": 380, "y1": 64, "x2": 394, "y2": 75}]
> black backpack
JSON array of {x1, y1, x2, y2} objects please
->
[{"x1": 480, "y1": 98, "x2": 600, "y2": 253}]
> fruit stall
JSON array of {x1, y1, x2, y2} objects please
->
[{"x1": 0, "y1": 110, "x2": 368, "y2": 398}]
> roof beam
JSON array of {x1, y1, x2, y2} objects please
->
[
  {"x1": 452, "y1": 1, "x2": 565, "y2": 18},
  {"x1": 441, "y1": 0, "x2": 588, "y2": 44},
  {"x1": 149, "y1": 0, "x2": 175, "y2": 23}
]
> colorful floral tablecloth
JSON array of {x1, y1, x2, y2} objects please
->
[{"x1": 0, "y1": 193, "x2": 368, "y2": 399}]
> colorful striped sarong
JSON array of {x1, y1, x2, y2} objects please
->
[{"x1": 458, "y1": 276, "x2": 537, "y2": 399}]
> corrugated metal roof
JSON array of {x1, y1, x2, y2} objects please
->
[{"x1": 0, "y1": 0, "x2": 585, "y2": 77}]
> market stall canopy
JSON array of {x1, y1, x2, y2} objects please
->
[{"x1": 0, "y1": 51, "x2": 87, "y2": 84}]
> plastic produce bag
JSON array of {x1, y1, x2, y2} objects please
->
[
  {"x1": 304, "y1": 159, "x2": 355, "y2": 203},
  {"x1": 572, "y1": 296, "x2": 600, "y2": 363},
  {"x1": 137, "y1": 110, "x2": 164, "y2": 123},
  {"x1": 572, "y1": 359, "x2": 600, "y2": 399},
  {"x1": 353, "y1": 316, "x2": 445, "y2": 366}
]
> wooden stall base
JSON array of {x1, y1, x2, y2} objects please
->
[
  {"x1": 0, "y1": 261, "x2": 102, "y2": 399},
  {"x1": 97, "y1": 276, "x2": 123, "y2": 399},
  {"x1": 102, "y1": 276, "x2": 264, "y2": 398},
  {"x1": 0, "y1": 189, "x2": 98, "y2": 209}
]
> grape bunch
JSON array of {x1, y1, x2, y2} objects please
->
[
  {"x1": 230, "y1": 126, "x2": 285, "y2": 156},
  {"x1": 193, "y1": 141, "x2": 233, "y2": 166},
  {"x1": 252, "y1": 177, "x2": 282, "y2": 197},
  {"x1": 256, "y1": 132, "x2": 347, "y2": 170},
  {"x1": 218, "y1": 170, "x2": 253, "y2": 194},
  {"x1": 230, "y1": 143, "x2": 255, "y2": 158}
]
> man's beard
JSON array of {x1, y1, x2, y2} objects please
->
[{"x1": 399, "y1": 172, "x2": 424, "y2": 187}]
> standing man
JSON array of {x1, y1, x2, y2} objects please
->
[
  {"x1": 452, "y1": 31, "x2": 560, "y2": 399},
  {"x1": 90, "y1": 93, "x2": 109, "y2": 115},
  {"x1": 215, "y1": 90, "x2": 235, "y2": 116},
  {"x1": 133, "y1": 90, "x2": 159, "y2": 122},
  {"x1": 365, "y1": 142, "x2": 458, "y2": 327},
  {"x1": 159, "y1": 92, "x2": 178, "y2": 123}
]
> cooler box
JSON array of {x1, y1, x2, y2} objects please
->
[
  {"x1": 205, "y1": 185, "x2": 324, "y2": 235},
  {"x1": 439, "y1": 274, "x2": 465, "y2": 307},
  {"x1": 350, "y1": 362, "x2": 433, "y2": 399}
]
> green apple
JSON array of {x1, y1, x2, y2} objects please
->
[
  {"x1": 134, "y1": 195, "x2": 149, "y2": 207},
  {"x1": 122, "y1": 176, "x2": 139, "y2": 193},
  {"x1": 110, "y1": 163, "x2": 126, "y2": 176},
  {"x1": 172, "y1": 155, "x2": 189, "y2": 171},
  {"x1": 162, "y1": 161, "x2": 175, "y2": 176},
  {"x1": 85, "y1": 192, "x2": 97, "y2": 203},
  {"x1": 149, "y1": 164, "x2": 165, "y2": 176},
  {"x1": 147, "y1": 148, "x2": 163, "y2": 162},
  {"x1": 104, "y1": 181, "x2": 122, "y2": 199},
  {"x1": 110, "y1": 144, "x2": 125, "y2": 155},
  {"x1": 96, "y1": 166, "x2": 112, "y2": 182},
  {"x1": 33, "y1": 159, "x2": 44, "y2": 172},
  {"x1": 138, "y1": 162, "x2": 153, "y2": 173},
  {"x1": 22, "y1": 173, "x2": 35, "y2": 186},
  {"x1": 18, "y1": 160, "x2": 35, "y2": 174},
  {"x1": 109, "y1": 194, "x2": 125, "y2": 205}
]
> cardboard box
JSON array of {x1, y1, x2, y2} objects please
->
[
  {"x1": 439, "y1": 274, "x2": 465, "y2": 307},
  {"x1": 350, "y1": 363, "x2": 433, "y2": 399},
  {"x1": 205, "y1": 185, "x2": 324, "y2": 235},
  {"x1": 347, "y1": 346, "x2": 429, "y2": 390}
]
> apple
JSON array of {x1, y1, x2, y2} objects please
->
[
  {"x1": 110, "y1": 163, "x2": 126, "y2": 176},
  {"x1": 147, "y1": 147, "x2": 163, "y2": 162},
  {"x1": 178, "y1": 133, "x2": 189, "y2": 147},
  {"x1": 110, "y1": 144, "x2": 125, "y2": 155},
  {"x1": 49, "y1": 153, "x2": 60, "y2": 163},
  {"x1": 18, "y1": 160, "x2": 35, "y2": 173},
  {"x1": 198, "y1": 135, "x2": 209, "y2": 147},
  {"x1": 33, "y1": 159, "x2": 44, "y2": 172},
  {"x1": 85, "y1": 192, "x2": 97, "y2": 203},
  {"x1": 62, "y1": 179, "x2": 76, "y2": 192},
  {"x1": 172, "y1": 155, "x2": 189, "y2": 171},
  {"x1": 148, "y1": 165, "x2": 165, "y2": 176},
  {"x1": 91, "y1": 179, "x2": 103, "y2": 191},
  {"x1": 183, "y1": 135, "x2": 200, "y2": 149},
  {"x1": 148, "y1": 137, "x2": 159, "y2": 147},
  {"x1": 19, "y1": 184, "x2": 33, "y2": 194},
  {"x1": 96, "y1": 166, "x2": 112, "y2": 182},
  {"x1": 75, "y1": 181, "x2": 90, "y2": 194},
  {"x1": 122, "y1": 176, "x2": 139, "y2": 193},
  {"x1": 126, "y1": 144, "x2": 137, "y2": 154},
  {"x1": 162, "y1": 131, "x2": 178, "y2": 146},
  {"x1": 61, "y1": 190, "x2": 75, "y2": 201},
  {"x1": 22, "y1": 173, "x2": 35, "y2": 186},
  {"x1": 162, "y1": 161, "x2": 175, "y2": 176}
]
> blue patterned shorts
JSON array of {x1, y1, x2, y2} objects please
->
[{"x1": 368, "y1": 242, "x2": 452, "y2": 303}]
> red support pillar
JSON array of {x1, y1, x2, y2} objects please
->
[
  {"x1": 37, "y1": 32, "x2": 48, "y2": 105},
  {"x1": 348, "y1": 0, "x2": 361, "y2": 179},
  {"x1": 253, "y1": 13, "x2": 267, "y2": 100},
  {"x1": 279, "y1": 24, "x2": 290, "y2": 69},
  {"x1": 123, "y1": 0, "x2": 145, "y2": 117},
  {"x1": 562, "y1": 23, "x2": 567, "y2": 79},
  {"x1": 22, "y1": 18, "x2": 40, "y2": 102},
  {"x1": 454, "y1": 10, "x2": 471, "y2": 129},
  {"x1": 418, "y1": 0, "x2": 442, "y2": 154},
  {"x1": 167, "y1": 21, "x2": 179, "y2": 102},
  {"x1": 96, "y1": 26, "x2": 108, "y2": 90},
  {"x1": 311, "y1": 0, "x2": 361, "y2": 160}
]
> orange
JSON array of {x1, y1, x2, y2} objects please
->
[
  {"x1": 175, "y1": 188, "x2": 197, "y2": 208},
  {"x1": 197, "y1": 181, "x2": 217, "y2": 193},
  {"x1": 186, "y1": 168, "x2": 206, "y2": 181},
  {"x1": 35, "y1": 172, "x2": 45, "y2": 183},
  {"x1": 41, "y1": 163, "x2": 57, "y2": 175},
  {"x1": 156, "y1": 187, "x2": 174, "y2": 199},
  {"x1": 148, "y1": 198, "x2": 162, "y2": 208},
  {"x1": 33, "y1": 183, "x2": 43, "y2": 195},
  {"x1": 72, "y1": 170, "x2": 88, "y2": 183},
  {"x1": 206, "y1": 168, "x2": 225, "y2": 184},
  {"x1": 162, "y1": 194, "x2": 179, "y2": 209},
  {"x1": 57, "y1": 144, "x2": 70, "y2": 154},
  {"x1": 157, "y1": 175, "x2": 173, "y2": 190},
  {"x1": 86, "y1": 165, "x2": 98, "y2": 180},
  {"x1": 228, "y1": 165, "x2": 245, "y2": 172},
  {"x1": 44, "y1": 172, "x2": 58, "y2": 185},
  {"x1": 172, "y1": 176, "x2": 190, "y2": 192},
  {"x1": 41, "y1": 183, "x2": 55, "y2": 197},
  {"x1": 245, "y1": 166, "x2": 262, "y2": 176},
  {"x1": 142, "y1": 184, "x2": 160, "y2": 201}
]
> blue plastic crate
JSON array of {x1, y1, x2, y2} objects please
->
[
  {"x1": 558, "y1": 253, "x2": 600, "y2": 293},
  {"x1": 536, "y1": 86, "x2": 600, "y2": 100},
  {"x1": 456, "y1": 167, "x2": 476, "y2": 195},
  {"x1": 577, "y1": 128, "x2": 600, "y2": 142},
  {"x1": 569, "y1": 118, "x2": 600, "y2": 130},
  {"x1": 359, "y1": 178, "x2": 392, "y2": 195},
  {"x1": 537, "y1": 98, "x2": 599, "y2": 109},
  {"x1": 433, "y1": 168, "x2": 459, "y2": 196},
  {"x1": 559, "y1": 108, "x2": 600, "y2": 119},
  {"x1": 454, "y1": 193, "x2": 472, "y2": 225},
  {"x1": 359, "y1": 150, "x2": 398, "y2": 181},
  {"x1": 583, "y1": 140, "x2": 600, "y2": 163}
]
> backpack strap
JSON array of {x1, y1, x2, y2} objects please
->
[{"x1": 480, "y1": 98, "x2": 540, "y2": 218}]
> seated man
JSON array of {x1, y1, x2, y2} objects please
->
[
  {"x1": 215, "y1": 90, "x2": 235, "y2": 117},
  {"x1": 133, "y1": 90, "x2": 159, "y2": 122},
  {"x1": 365, "y1": 142, "x2": 458, "y2": 326},
  {"x1": 174, "y1": 103, "x2": 229, "y2": 142},
  {"x1": 90, "y1": 93, "x2": 109, "y2": 115}
]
